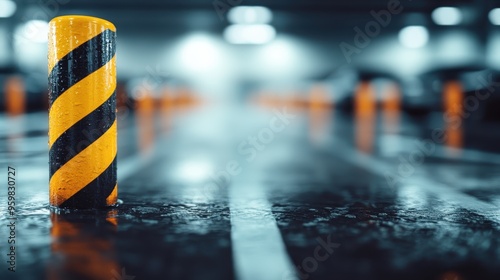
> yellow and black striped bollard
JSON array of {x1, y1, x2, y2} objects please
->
[{"x1": 48, "y1": 15, "x2": 117, "y2": 208}]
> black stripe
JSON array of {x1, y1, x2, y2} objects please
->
[
  {"x1": 49, "y1": 91, "x2": 116, "y2": 179},
  {"x1": 48, "y1": 29, "x2": 116, "y2": 106},
  {"x1": 59, "y1": 156, "x2": 117, "y2": 209}
]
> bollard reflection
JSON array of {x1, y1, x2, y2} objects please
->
[
  {"x1": 355, "y1": 81, "x2": 377, "y2": 154},
  {"x1": 135, "y1": 90, "x2": 156, "y2": 154},
  {"x1": 48, "y1": 209, "x2": 120, "y2": 280},
  {"x1": 443, "y1": 80, "x2": 463, "y2": 156},
  {"x1": 309, "y1": 83, "x2": 333, "y2": 145},
  {"x1": 382, "y1": 82, "x2": 401, "y2": 135}
]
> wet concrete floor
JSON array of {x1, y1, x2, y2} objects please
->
[{"x1": 0, "y1": 104, "x2": 499, "y2": 280}]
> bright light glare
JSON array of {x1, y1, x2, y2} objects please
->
[
  {"x1": 258, "y1": 39, "x2": 295, "y2": 67},
  {"x1": 431, "y1": 7, "x2": 462, "y2": 25},
  {"x1": 177, "y1": 33, "x2": 222, "y2": 72},
  {"x1": 224, "y1": 24, "x2": 276, "y2": 44},
  {"x1": 173, "y1": 160, "x2": 215, "y2": 183},
  {"x1": 13, "y1": 20, "x2": 48, "y2": 70},
  {"x1": 228, "y1": 6, "x2": 272, "y2": 24},
  {"x1": 489, "y1": 8, "x2": 500, "y2": 25},
  {"x1": 398, "y1": 26, "x2": 429, "y2": 48},
  {"x1": 0, "y1": 0, "x2": 16, "y2": 18},
  {"x1": 15, "y1": 20, "x2": 49, "y2": 43}
]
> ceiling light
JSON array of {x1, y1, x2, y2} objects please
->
[
  {"x1": 432, "y1": 7, "x2": 462, "y2": 26},
  {"x1": 0, "y1": 0, "x2": 16, "y2": 18},
  {"x1": 489, "y1": 8, "x2": 500, "y2": 25},
  {"x1": 15, "y1": 20, "x2": 50, "y2": 43},
  {"x1": 228, "y1": 6, "x2": 272, "y2": 24},
  {"x1": 398, "y1": 26, "x2": 429, "y2": 48},
  {"x1": 224, "y1": 24, "x2": 276, "y2": 45}
]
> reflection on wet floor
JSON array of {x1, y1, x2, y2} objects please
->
[
  {"x1": 355, "y1": 81, "x2": 376, "y2": 154},
  {"x1": 382, "y1": 82, "x2": 401, "y2": 135},
  {"x1": 443, "y1": 80, "x2": 464, "y2": 156},
  {"x1": 48, "y1": 210, "x2": 120, "y2": 280},
  {"x1": 0, "y1": 91, "x2": 499, "y2": 280},
  {"x1": 135, "y1": 91, "x2": 156, "y2": 154},
  {"x1": 308, "y1": 83, "x2": 332, "y2": 145}
]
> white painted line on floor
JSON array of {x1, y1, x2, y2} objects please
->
[
  {"x1": 332, "y1": 139, "x2": 500, "y2": 224},
  {"x1": 229, "y1": 183, "x2": 298, "y2": 280}
]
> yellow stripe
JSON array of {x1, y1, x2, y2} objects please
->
[
  {"x1": 48, "y1": 15, "x2": 116, "y2": 73},
  {"x1": 48, "y1": 57, "x2": 116, "y2": 148},
  {"x1": 49, "y1": 121, "x2": 117, "y2": 206}
]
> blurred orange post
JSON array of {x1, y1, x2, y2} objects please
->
[
  {"x1": 135, "y1": 89, "x2": 156, "y2": 153},
  {"x1": 355, "y1": 81, "x2": 377, "y2": 154},
  {"x1": 443, "y1": 80, "x2": 463, "y2": 155},
  {"x1": 135, "y1": 89, "x2": 155, "y2": 112},
  {"x1": 310, "y1": 83, "x2": 331, "y2": 110},
  {"x1": 4, "y1": 76, "x2": 26, "y2": 116}
]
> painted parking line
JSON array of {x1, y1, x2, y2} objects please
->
[
  {"x1": 331, "y1": 138, "x2": 500, "y2": 224},
  {"x1": 230, "y1": 182, "x2": 298, "y2": 280}
]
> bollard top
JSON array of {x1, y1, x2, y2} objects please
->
[
  {"x1": 49, "y1": 15, "x2": 116, "y2": 32},
  {"x1": 48, "y1": 15, "x2": 116, "y2": 74}
]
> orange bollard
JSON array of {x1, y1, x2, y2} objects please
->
[{"x1": 4, "y1": 76, "x2": 26, "y2": 116}]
